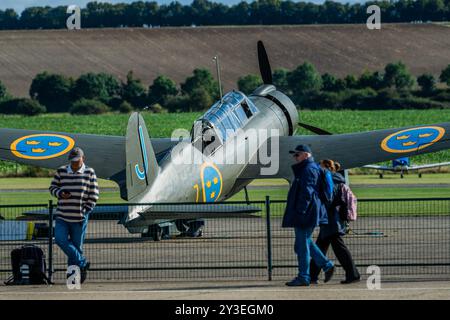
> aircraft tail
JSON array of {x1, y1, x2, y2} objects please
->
[{"x1": 125, "y1": 112, "x2": 159, "y2": 200}]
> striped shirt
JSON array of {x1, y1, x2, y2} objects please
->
[{"x1": 49, "y1": 164, "x2": 99, "y2": 223}]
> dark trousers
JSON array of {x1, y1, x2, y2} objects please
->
[{"x1": 310, "y1": 233, "x2": 360, "y2": 281}]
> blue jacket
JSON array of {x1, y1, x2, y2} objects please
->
[
  {"x1": 319, "y1": 172, "x2": 347, "y2": 238},
  {"x1": 282, "y1": 157, "x2": 328, "y2": 229}
]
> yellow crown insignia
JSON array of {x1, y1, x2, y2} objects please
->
[
  {"x1": 26, "y1": 141, "x2": 40, "y2": 145},
  {"x1": 48, "y1": 142, "x2": 62, "y2": 147},
  {"x1": 31, "y1": 148, "x2": 46, "y2": 153}
]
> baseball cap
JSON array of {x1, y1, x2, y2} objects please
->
[
  {"x1": 289, "y1": 144, "x2": 312, "y2": 155},
  {"x1": 68, "y1": 147, "x2": 84, "y2": 161}
]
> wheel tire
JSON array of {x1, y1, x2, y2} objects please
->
[
  {"x1": 141, "y1": 225, "x2": 162, "y2": 241},
  {"x1": 152, "y1": 228, "x2": 162, "y2": 242}
]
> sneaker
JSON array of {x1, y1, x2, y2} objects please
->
[
  {"x1": 340, "y1": 277, "x2": 360, "y2": 284},
  {"x1": 310, "y1": 279, "x2": 319, "y2": 285},
  {"x1": 324, "y1": 266, "x2": 335, "y2": 283},
  {"x1": 285, "y1": 278, "x2": 310, "y2": 287},
  {"x1": 80, "y1": 262, "x2": 90, "y2": 284}
]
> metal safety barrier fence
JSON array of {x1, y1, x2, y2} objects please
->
[{"x1": 1, "y1": 197, "x2": 449, "y2": 283}]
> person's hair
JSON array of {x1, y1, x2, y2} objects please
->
[
  {"x1": 334, "y1": 161, "x2": 341, "y2": 171},
  {"x1": 320, "y1": 159, "x2": 337, "y2": 172}
]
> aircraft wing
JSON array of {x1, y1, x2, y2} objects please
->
[
  {"x1": 361, "y1": 162, "x2": 450, "y2": 171},
  {"x1": 0, "y1": 128, "x2": 178, "y2": 191},
  {"x1": 138, "y1": 204, "x2": 262, "y2": 220},
  {"x1": 23, "y1": 204, "x2": 261, "y2": 223},
  {"x1": 408, "y1": 162, "x2": 450, "y2": 170},
  {"x1": 238, "y1": 122, "x2": 450, "y2": 181},
  {"x1": 362, "y1": 165, "x2": 393, "y2": 170},
  {"x1": 22, "y1": 205, "x2": 128, "y2": 221}
]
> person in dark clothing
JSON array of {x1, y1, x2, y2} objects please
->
[
  {"x1": 282, "y1": 145, "x2": 335, "y2": 286},
  {"x1": 310, "y1": 160, "x2": 360, "y2": 284}
]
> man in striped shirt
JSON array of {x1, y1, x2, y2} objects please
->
[{"x1": 49, "y1": 147, "x2": 99, "y2": 283}]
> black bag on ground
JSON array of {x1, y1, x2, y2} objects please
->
[{"x1": 4, "y1": 245, "x2": 52, "y2": 285}]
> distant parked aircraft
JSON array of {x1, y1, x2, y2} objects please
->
[{"x1": 363, "y1": 157, "x2": 450, "y2": 178}]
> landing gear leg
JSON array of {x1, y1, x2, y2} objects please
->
[{"x1": 142, "y1": 225, "x2": 163, "y2": 241}]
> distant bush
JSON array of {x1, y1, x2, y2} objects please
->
[
  {"x1": 342, "y1": 89, "x2": 378, "y2": 109},
  {"x1": 0, "y1": 80, "x2": 8, "y2": 101},
  {"x1": 122, "y1": 71, "x2": 147, "y2": 108},
  {"x1": 118, "y1": 100, "x2": 133, "y2": 113},
  {"x1": 305, "y1": 91, "x2": 345, "y2": 109},
  {"x1": 165, "y1": 95, "x2": 191, "y2": 113},
  {"x1": 392, "y1": 97, "x2": 447, "y2": 109},
  {"x1": 70, "y1": 99, "x2": 110, "y2": 115},
  {"x1": 29, "y1": 72, "x2": 74, "y2": 112},
  {"x1": 181, "y1": 68, "x2": 219, "y2": 101},
  {"x1": 417, "y1": 73, "x2": 436, "y2": 96},
  {"x1": 431, "y1": 90, "x2": 450, "y2": 102},
  {"x1": 237, "y1": 74, "x2": 263, "y2": 95},
  {"x1": 148, "y1": 75, "x2": 179, "y2": 106},
  {"x1": 188, "y1": 88, "x2": 214, "y2": 111},
  {"x1": 0, "y1": 98, "x2": 46, "y2": 115},
  {"x1": 148, "y1": 103, "x2": 168, "y2": 113},
  {"x1": 74, "y1": 73, "x2": 121, "y2": 103}
]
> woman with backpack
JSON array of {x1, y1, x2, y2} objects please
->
[{"x1": 310, "y1": 160, "x2": 360, "y2": 284}]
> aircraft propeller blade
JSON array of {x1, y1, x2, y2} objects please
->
[
  {"x1": 298, "y1": 122, "x2": 333, "y2": 135},
  {"x1": 257, "y1": 40, "x2": 273, "y2": 85}
]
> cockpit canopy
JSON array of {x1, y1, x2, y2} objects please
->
[{"x1": 192, "y1": 91, "x2": 259, "y2": 145}]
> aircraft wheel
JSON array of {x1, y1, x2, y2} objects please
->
[
  {"x1": 379, "y1": 174, "x2": 383, "y2": 179},
  {"x1": 142, "y1": 225, "x2": 163, "y2": 241},
  {"x1": 419, "y1": 173, "x2": 422, "y2": 178},
  {"x1": 400, "y1": 173, "x2": 404, "y2": 179}
]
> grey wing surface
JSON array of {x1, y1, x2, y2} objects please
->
[
  {"x1": 238, "y1": 122, "x2": 450, "y2": 181},
  {"x1": 408, "y1": 162, "x2": 450, "y2": 170}
]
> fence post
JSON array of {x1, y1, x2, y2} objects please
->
[
  {"x1": 48, "y1": 200, "x2": 54, "y2": 282},
  {"x1": 265, "y1": 196, "x2": 273, "y2": 281}
]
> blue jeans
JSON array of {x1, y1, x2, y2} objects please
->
[
  {"x1": 54, "y1": 212, "x2": 90, "y2": 268},
  {"x1": 294, "y1": 227, "x2": 333, "y2": 283}
]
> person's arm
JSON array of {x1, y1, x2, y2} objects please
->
[
  {"x1": 295, "y1": 167, "x2": 318, "y2": 215},
  {"x1": 84, "y1": 170, "x2": 99, "y2": 212},
  {"x1": 49, "y1": 171, "x2": 62, "y2": 198}
]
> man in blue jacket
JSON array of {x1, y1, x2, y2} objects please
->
[{"x1": 282, "y1": 145, "x2": 335, "y2": 286}]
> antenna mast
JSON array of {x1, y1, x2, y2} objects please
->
[{"x1": 213, "y1": 55, "x2": 223, "y2": 103}]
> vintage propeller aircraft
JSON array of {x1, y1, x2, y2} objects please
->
[
  {"x1": 1, "y1": 41, "x2": 450, "y2": 240},
  {"x1": 363, "y1": 157, "x2": 450, "y2": 178}
]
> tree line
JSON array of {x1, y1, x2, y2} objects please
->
[
  {"x1": 0, "y1": 69, "x2": 220, "y2": 115},
  {"x1": 2, "y1": 61, "x2": 450, "y2": 115},
  {"x1": 239, "y1": 62, "x2": 450, "y2": 110},
  {"x1": 2, "y1": 0, "x2": 450, "y2": 30}
]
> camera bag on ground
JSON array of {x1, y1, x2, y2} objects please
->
[{"x1": 4, "y1": 244, "x2": 53, "y2": 285}]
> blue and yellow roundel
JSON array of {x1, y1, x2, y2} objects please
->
[
  {"x1": 10, "y1": 134, "x2": 75, "y2": 160},
  {"x1": 201, "y1": 163, "x2": 223, "y2": 202},
  {"x1": 381, "y1": 126, "x2": 445, "y2": 154}
]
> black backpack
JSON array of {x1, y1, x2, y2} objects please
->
[{"x1": 4, "y1": 245, "x2": 52, "y2": 285}]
